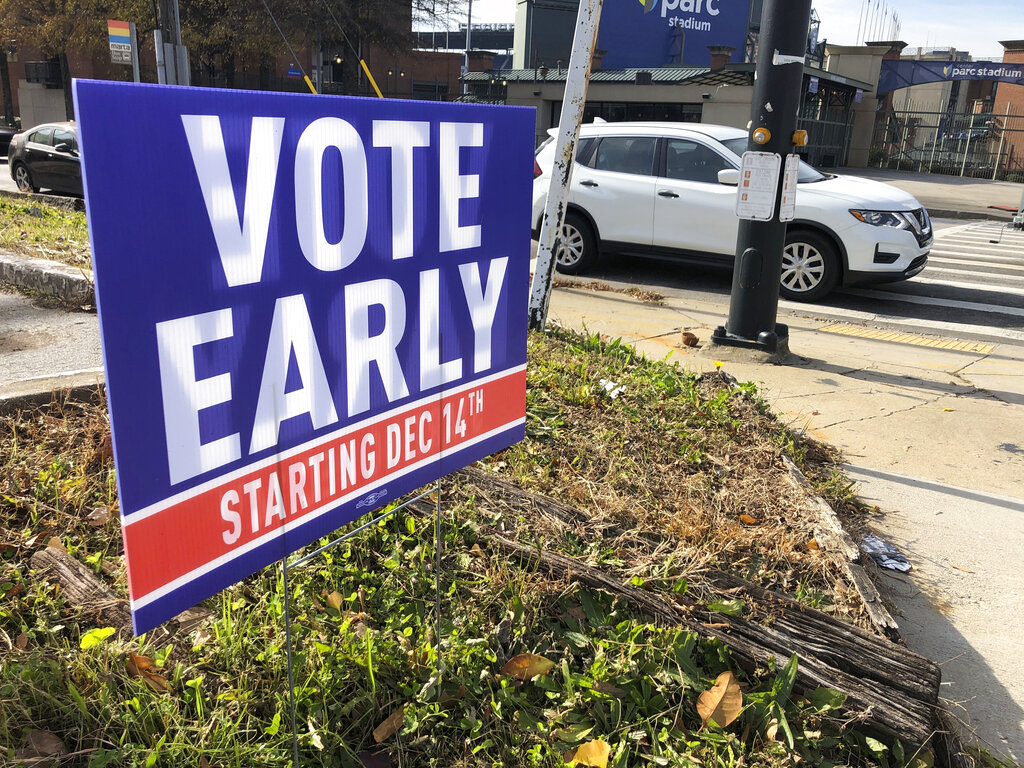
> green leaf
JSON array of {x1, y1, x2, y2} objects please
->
[
  {"x1": 565, "y1": 631, "x2": 589, "y2": 649},
  {"x1": 706, "y1": 599, "x2": 745, "y2": 617},
  {"x1": 79, "y1": 627, "x2": 116, "y2": 650},
  {"x1": 774, "y1": 704, "x2": 795, "y2": 750},
  {"x1": 773, "y1": 654, "x2": 798, "y2": 707},
  {"x1": 864, "y1": 736, "x2": 888, "y2": 754},
  {"x1": 809, "y1": 687, "x2": 847, "y2": 712},
  {"x1": 266, "y1": 712, "x2": 282, "y2": 736}
]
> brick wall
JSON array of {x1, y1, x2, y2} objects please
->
[{"x1": 993, "y1": 41, "x2": 1024, "y2": 174}]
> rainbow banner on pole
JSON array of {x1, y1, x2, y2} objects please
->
[
  {"x1": 107, "y1": 20, "x2": 131, "y2": 45},
  {"x1": 107, "y1": 20, "x2": 133, "y2": 64}
]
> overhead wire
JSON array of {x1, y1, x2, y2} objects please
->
[
  {"x1": 260, "y1": 0, "x2": 318, "y2": 93},
  {"x1": 317, "y1": 0, "x2": 384, "y2": 97}
]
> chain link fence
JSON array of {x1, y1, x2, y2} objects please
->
[{"x1": 870, "y1": 104, "x2": 1024, "y2": 183}]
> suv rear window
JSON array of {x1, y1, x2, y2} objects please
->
[
  {"x1": 536, "y1": 136, "x2": 595, "y2": 165},
  {"x1": 591, "y1": 136, "x2": 657, "y2": 176}
]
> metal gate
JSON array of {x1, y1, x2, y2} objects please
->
[
  {"x1": 871, "y1": 103, "x2": 1024, "y2": 181},
  {"x1": 797, "y1": 79, "x2": 855, "y2": 168}
]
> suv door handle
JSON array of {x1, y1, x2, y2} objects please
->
[
  {"x1": 579, "y1": 180, "x2": 599, "y2": 187},
  {"x1": 658, "y1": 190, "x2": 680, "y2": 198}
]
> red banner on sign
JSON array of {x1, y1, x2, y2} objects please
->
[{"x1": 124, "y1": 367, "x2": 525, "y2": 610}]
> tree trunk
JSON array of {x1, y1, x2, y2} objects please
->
[
  {"x1": 259, "y1": 53, "x2": 273, "y2": 90},
  {"x1": 59, "y1": 52, "x2": 73, "y2": 121},
  {"x1": 0, "y1": 52, "x2": 14, "y2": 126}
]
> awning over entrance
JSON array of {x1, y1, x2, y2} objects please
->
[{"x1": 879, "y1": 59, "x2": 1024, "y2": 95}]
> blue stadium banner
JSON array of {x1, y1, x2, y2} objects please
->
[
  {"x1": 73, "y1": 80, "x2": 534, "y2": 635},
  {"x1": 599, "y1": 0, "x2": 751, "y2": 69},
  {"x1": 879, "y1": 60, "x2": 1024, "y2": 95}
]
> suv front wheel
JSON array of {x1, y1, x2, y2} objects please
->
[
  {"x1": 554, "y1": 212, "x2": 598, "y2": 275},
  {"x1": 780, "y1": 229, "x2": 840, "y2": 302}
]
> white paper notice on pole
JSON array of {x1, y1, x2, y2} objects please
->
[
  {"x1": 779, "y1": 154, "x2": 800, "y2": 222},
  {"x1": 736, "y1": 152, "x2": 781, "y2": 221}
]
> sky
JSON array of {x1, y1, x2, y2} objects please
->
[{"x1": 425, "y1": 0, "x2": 1020, "y2": 62}]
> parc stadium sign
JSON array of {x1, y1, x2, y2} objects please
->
[
  {"x1": 73, "y1": 81, "x2": 533, "y2": 635},
  {"x1": 878, "y1": 59, "x2": 1024, "y2": 94}
]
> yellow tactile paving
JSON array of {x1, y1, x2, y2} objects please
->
[{"x1": 818, "y1": 323, "x2": 995, "y2": 354}]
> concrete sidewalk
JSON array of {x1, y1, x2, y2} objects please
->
[
  {"x1": 839, "y1": 167, "x2": 1024, "y2": 221},
  {"x1": 547, "y1": 285, "x2": 1024, "y2": 762}
]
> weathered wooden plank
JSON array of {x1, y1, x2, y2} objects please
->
[
  {"x1": 483, "y1": 528, "x2": 938, "y2": 748},
  {"x1": 29, "y1": 546, "x2": 209, "y2": 641}
]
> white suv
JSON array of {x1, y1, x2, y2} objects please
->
[{"x1": 532, "y1": 122, "x2": 932, "y2": 302}]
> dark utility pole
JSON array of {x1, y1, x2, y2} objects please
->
[{"x1": 710, "y1": 0, "x2": 812, "y2": 355}]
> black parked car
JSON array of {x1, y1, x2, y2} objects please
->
[
  {"x1": 0, "y1": 125, "x2": 16, "y2": 155},
  {"x1": 7, "y1": 121, "x2": 82, "y2": 196}
]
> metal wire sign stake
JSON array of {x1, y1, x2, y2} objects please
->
[{"x1": 279, "y1": 482, "x2": 445, "y2": 766}]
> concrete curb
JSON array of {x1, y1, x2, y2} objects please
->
[
  {"x1": 780, "y1": 454, "x2": 902, "y2": 642},
  {"x1": 0, "y1": 188, "x2": 84, "y2": 211},
  {"x1": 926, "y1": 207, "x2": 1014, "y2": 222},
  {"x1": 0, "y1": 251, "x2": 94, "y2": 305},
  {"x1": 0, "y1": 369, "x2": 105, "y2": 415}
]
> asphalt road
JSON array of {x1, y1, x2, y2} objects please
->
[
  {"x1": 0, "y1": 158, "x2": 15, "y2": 193},
  {"x1": 0, "y1": 285, "x2": 102, "y2": 387},
  {"x1": 552, "y1": 218, "x2": 1024, "y2": 348}
]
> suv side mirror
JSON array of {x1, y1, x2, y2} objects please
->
[{"x1": 717, "y1": 169, "x2": 740, "y2": 186}]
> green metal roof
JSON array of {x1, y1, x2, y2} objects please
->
[
  {"x1": 463, "y1": 62, "x2": 874, "y2": 92},
  {"x1": 463, "y1": 67, "x2": 712, "y2": 84}
]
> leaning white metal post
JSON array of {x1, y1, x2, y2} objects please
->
[
  {"x1": 927, "y1": 100, "x2": 940, "y2": 172},
  {"x1": 527, "y1": 0, "x2": 604, "y2": 332},
  {"x1": 993, "y1": 102, "x2": 1010, "y2": 181}
]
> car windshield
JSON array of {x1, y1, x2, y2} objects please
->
[{"x1": 720, "y1": 137, "x2": 829, "y2": 182}]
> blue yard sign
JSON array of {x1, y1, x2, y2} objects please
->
[{"x1": 73, "y1": 81, "x2": 534, "y2": 635}]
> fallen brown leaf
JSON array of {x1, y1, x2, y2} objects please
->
[
  {"x1": 739, "y1": 514, "x2": 759, "y2": 526},
  {"x1": 439, "y1": 684, "x2": 468, "y2": 706},
  {"x1": 564, "y1": 739, "x2": 611, "y2": 767},
  {"x1": 86, "y1": 506, "x2": 111, "y2": 526},
  {"x1": 24, "y1": 530, "x2": 54, "y2": 549},
  {"x1": 325, "y1": 591, "x2": 344, "y2": 613},
  {"x1": 501, "y1": 653, "x2": 556, "y2": 681},
  {"x1": 697, "y1": 671, "x2": 742, "y2": 728},
  {"x1": 15, "y1": 730, "x2": 68, "y2": 761},
  {"x1": 127, "y1": 652, "x2": 171, "y2": 693},
  {"x1": 373, "y1": 706, "x2": 407, "y2": 743}
]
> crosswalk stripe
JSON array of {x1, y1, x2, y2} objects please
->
[
  {"x1": 929, "y1": 252, "x2": 1024, "y2": 268},
  {"x1": 925, "y1": 266, "x2": 1024, "y2": 282},
  {"x1": 928, "y1": 256, "x2": 1024, "y2": 273},
  {"x1": 911, "y1": 276, "x2": 1024, "y2": 297},
  {"x1": 840, "y1": 286, "x2": 1024, "y2": 319}
]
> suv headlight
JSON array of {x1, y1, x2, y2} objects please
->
[{"x1": 850, "y1": 210, "x2": 913, "y2": 229}]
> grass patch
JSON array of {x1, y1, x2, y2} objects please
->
[
  {"x1": 0, "y1": 197, "x2": 91, "y2": 269},
  {"x1": 1, "y1": 330, "x2": 912, "y2": 767}
]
